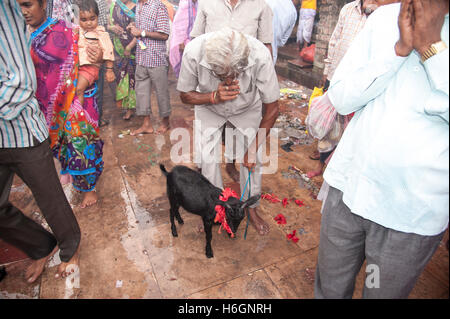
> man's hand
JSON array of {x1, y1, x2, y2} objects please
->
[
  {"x1": 215, "y1": 80, "x2": 240, "y2": 103},
  {"x1": 110, "y1": 25, "x2": 124, "y2": 35},
  {"x1": 86, "y1": 44, "x2": 103, "y2": 64},
  {"x1": 105, "y1": 69, "x2": 115, "y2": 82},
  {"x1": 396, "y1": 0, "x2": 414, "y2": 57},
  {"x1": 412, "y1": 0, "x2": 448, "y2": 55},
  {"x1": 127, "y1": 25, "x2": 142, "y2": 38},
  {"x1": 243, "y1": 149, "x2": 257, "y2": 171}
]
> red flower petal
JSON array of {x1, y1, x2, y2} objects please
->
[
  {"x1": 282, "y1": 198, "x2": 289, "y2": 208},
  {"x1": 287, "y1": 230, "x2": 299, "y2": 243},
  {"x1": 274, "y1": 213, "x2": 287, "y2": 225},
  {"x1": 295, "y1": 199, "x2": 305, "y2": 207}
]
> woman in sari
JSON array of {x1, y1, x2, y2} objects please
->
[
  {"x1": 169, "y1": 0, "x2": 197, "y2": 78},
  {"x1": 108, "y1": 0, "x2": 137, "y2": 120},
  {"x1": 26, "y1": 0, "x2": 104, "y2": 208}
]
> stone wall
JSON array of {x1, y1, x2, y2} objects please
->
[{"x1": 313, "y1": 0, "x2": 354, "y2": 70}]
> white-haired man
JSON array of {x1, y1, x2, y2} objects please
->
[
  {"x1": 189, "y1": 0, "x2": 274, "y2": 183},
  {"x1": 177, "y1": 28, "x2": 280, "y2": 236}
]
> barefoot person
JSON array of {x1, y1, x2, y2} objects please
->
[
  {"x1": 306, "y1": 0, "x2": 379, "y2": 179},
  {"x1": 178, "y1": 28, "x2": 280, "y2": 236},
  {"x1": 21, "y1": 0, "x2": 105, "y2": 208},
  {"x1": 127, "y1": 0, "x2": 172, "y2": 135},
  {"x1": 0, "y1": 0, "x2": 81, "y2": 283},
  {"x1": 190, "y1": 0, "x2": 274, "y2": 182}
]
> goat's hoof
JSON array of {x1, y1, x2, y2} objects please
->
[
  {"x1": 171, "y1": 229, "x2": 178, "y2": 237},
  {"x1": 206, "y1": 252, "x2": 214, "y2": 258},
  {"x1": 177, "y1": 217, "x2": 184, "y2": 225}
]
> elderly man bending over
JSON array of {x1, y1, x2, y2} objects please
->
[{"x1": 177, "y1": 28, "x2": 280, "y2": 236}]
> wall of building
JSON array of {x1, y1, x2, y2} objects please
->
[{"x1": 313, "y1": 0, "x2": 354, "y2": 71}]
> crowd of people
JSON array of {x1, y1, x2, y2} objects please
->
[{"x1": 0, "y1": 0, "x2": 448, "y2": 299}]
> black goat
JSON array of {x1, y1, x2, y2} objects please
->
[{"x1": 160, "y1": 164, "x2": 259, "y2": 258}]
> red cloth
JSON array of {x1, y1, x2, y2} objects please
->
[{"x1": 214, "y1": 188, "x2": 239, "y2": 237}]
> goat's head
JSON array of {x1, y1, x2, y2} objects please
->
[{"x1": 221, "y1": 195, "x2": 260, "y2": 235}]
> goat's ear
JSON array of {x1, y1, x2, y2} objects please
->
[
  {"x1": 215, "y1": 199, "x2": 232, "y2": 210},
  {"x1": 241, "y1": 194, "x2": 260, "y2": 209}
]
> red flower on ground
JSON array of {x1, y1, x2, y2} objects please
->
[
  {"x1": 294, "y1": 199, "x2": 305, "y2": 207},
  {"x1": 274, "y1": 213, "x2": 287, "y2": 225},
  {"x1": 282, "y1": 198, "x2": 289, "y2": 208},
  {"x1": 261, "y1": 193, "x2": 281, "y2": 203},
  {"x1": 287, "y1": 230, "x2": 299, "y2": 243}
]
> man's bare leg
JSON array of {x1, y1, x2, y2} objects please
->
[
  {"x1": 248, "y1": 207, "x2": 269, "y2": 235},
  {"x1": 25, "y1": 246, "x2": 58, "y2": 283},
  {"x1": 131, "y1": 116, "x2": 154, "y2": 135}
]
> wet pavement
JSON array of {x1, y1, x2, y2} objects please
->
[{"x1": 0, "y1": 70, "x2": 448, "y2": 299}]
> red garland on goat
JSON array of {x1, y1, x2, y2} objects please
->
[{"x1": 214, "y1": 188, "x2": 238, "y2": 238}]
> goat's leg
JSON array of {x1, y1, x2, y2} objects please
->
[
  {"x1": 169, "y1": 203, "x2": 180, "y2": 237},
  {"x1": 175, "y1": 209, "x2": 184, "y2": 225},
  {"x1": 203, "y1": 219, "x2": 214, "y2": 258}
]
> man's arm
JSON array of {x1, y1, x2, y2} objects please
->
[
  {"x1": 128, "y1": 3, "x2": 170, "y2": 41},
  {"x1": 243, "y1": 101, "x2": 279, "y2": 170}
]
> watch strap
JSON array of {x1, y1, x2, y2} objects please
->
[{"x1": 421, "y1": 41, "x2": 447, "y2": 63}]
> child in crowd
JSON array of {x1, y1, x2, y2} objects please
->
[{"x1": 77, "y1": 0, "x2": 115, "y2": 106}]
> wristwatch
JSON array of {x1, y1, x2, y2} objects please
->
[
  {"x1": 421, "y1": 41, "x2": 447, "y2": 63},
  {"x1": 141, "y1": 30, "x2": 146, "y2": 38}
]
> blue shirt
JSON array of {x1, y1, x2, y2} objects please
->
[
  {"x1": 0, "y1": 0, "x2": 49, "y2": 148},
  {"x1": 265, "y1": 0, "x2": 297, "y2": 64},
  {"x1": 324, "y1": 4, "x2": 449, "y2": 236}
]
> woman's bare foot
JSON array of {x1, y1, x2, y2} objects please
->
[
  {"x1": 123, "y1": 109, "x2": 133, "y2": 120},
  {"x1": 80, "y1": 190, "x2": 98, "y2": 208},
  {"x1": 25, "y1": 246, "x2": 58, "y2": 283},
  {"x1": 248, "y1": 207, "x2": 269, "y2": 236},
  {"x1": 130, "y1": 125, "x2": 154, "y2": 136},
  {"x1": 55, "y1": 246, "x2": 80, "y2": 279}
]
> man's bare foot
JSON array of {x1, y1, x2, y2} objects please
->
[
  {"x1": 80, "y1": 190, "x2": 98, "y2": 208},
  {"x1": 306, "y1": 162, "x2": 324, "y2": 178},
  {"x1": 248, "y1": 207, "x2": 269, "y2": 236},
  {"x1": 25, "y1": 246, "x2": 58, "y2": 283},
  {"x1": 156, "y1": 123, "x2": 170, "y2": 134},
  {"x1": 309, "y1": 150, "x2": 320, "y2": 160},
  {"x1": 55, "y1": 246, "x2": 80, "y2": 279},
  {"x1": 130, "y1": 125, "x2": 154, "y2": 136},
  {"x1": 156, "y1": 118, "x2": 170, "y2": 134},
  {"x1": 225, "y1": 162, "x2": 240, "y2": 182}
]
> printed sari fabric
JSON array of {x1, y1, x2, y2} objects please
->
[
  {"x1": 169, "y1": 0, "x2": 198, "y2": 78},
  {"x1": 110, "y1": 1, "x2": 137, "y2": 109},
  {"x1": 31, "y1": 19, "x2": 104, "y2": 192}
]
